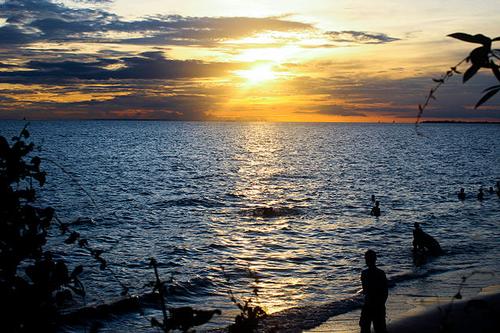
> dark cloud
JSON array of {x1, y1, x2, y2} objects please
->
[
  {"x1": 0, "y1": 25, "x2": 36, "y2": 44},
  {"x1": 285, "y1": 72, "x2": 499, "y2": 119},
  {"x1": 112, "y1": 16, "x2": 313, "y2": 46},
  {"x1": 0, "y1": 0, "x2": 313, "y2": 47},
  {"x1": 325, "y1": 31, "x2": 400, "y2": 44},
  {"x1": 298, "y1": 105, "x2": 367, "y2": 117},
  {"x1": 0, "y1": 93, "x2": 216, "y2": 120},
  {"x1": 71, "y1": 0, "x2": 114, "y2": 3},
  {"x1": 0, "y1": 52, "x2": 248, "y2": 82}
]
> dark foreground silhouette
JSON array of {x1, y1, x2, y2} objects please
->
[{"x1": 360, "y1": 250, "x2": 388, "y2": 333}]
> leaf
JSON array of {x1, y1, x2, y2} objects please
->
[
  {"x1": 64, "y1": 231, "x2": 80, "y2": 244},
  {"x1": 432, "y1": 78, "x2": 444, "y2": 83},
  {"x1": 56, "y1": 290, "x2": 73, "y2": 305},
  {"x1": 31, "y1": 156, "x2": 41, "y2": 168},
  {"x1": 454, "y1": 292, "x2": 462, "y2": 299},
  {"x1": 33, "y1": 171, "x2": 46, "y2": 186},
  {"x1": 447, "y1": 33, "x2": 491, "y2": 46},
  {"x1": 491, "y1": 63, "x2": 500, "y2": 82},
  {"x1": 151, "y1": 317, "x2": 163, "y2": 328},
  {"x1": 463, "y1": 65, "x2": 480, "y2": 83},
  {"x1": 71, "y1": 265, "x2": 84, "y2": 279},
  {"x1": 68, "y1": 279, "x2": 86, "y2": 296},
  {"x1": 475, "y1": 88, "x2": 500, "y2": 108},
  {"x1": 492, "y1": 36, "x2": 500, "y2": 42},
  {"x1": 21, "y1": 128, "x2": 30, "y2": 138},
  {"x1": 483, "y1": 84, "x2": 500, "y2": 92},
  {"x1": 469, "y1": 47, "x2": 490, "y2": 67}
]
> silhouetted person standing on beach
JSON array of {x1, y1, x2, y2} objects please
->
[
  {"x1": 360, "y1": 250, "x2": 388, "y2": 333},
  {"x1": 370, "y1": 201, "x2": 381, "y2": 217}
]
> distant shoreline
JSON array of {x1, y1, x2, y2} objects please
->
[
  {"x1": 1, "y1": 119, "x2": 499, "y2": 124},
  {"x1": 421, "y1": 120, "x2": 500, "y2": 124}
]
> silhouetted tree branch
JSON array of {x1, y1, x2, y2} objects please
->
[{"x1": 417, "y1": 33, "x2": 500, "y2": 128}]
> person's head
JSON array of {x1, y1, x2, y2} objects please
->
[
  {"x1": 365, "y1": 250, "x2": 377, "y2": 267},
  {"x1": 375, "y1": 200, "x2": 380, "y2": 207},
  {"x1": 414, "y1": 222, "x2": 420, "y2": 229},
  {"x1": 479, "y1": 188, "x2": 483, "y2": 193},
  {"x1": 460, "y1": 188, "x2": 465, "y2": 193}
]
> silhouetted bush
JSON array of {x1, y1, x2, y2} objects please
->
[
  {"x1": 223, "y1": 267, "x2": 267, "y2": 333},
  {"x1": 149, "y1": 258, "x2": 221, "y2": 332},
  {"x1": 417, "y1": 33, "x2": 500, "y2": 124},
  {"x1": 0, "y1": 126, "x2": 84, "y2": 332}
]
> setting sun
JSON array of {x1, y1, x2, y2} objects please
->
[{"x1": 235, "y1": 64, "x2": 277, "y2": 84}]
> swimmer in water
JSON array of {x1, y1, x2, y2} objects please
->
[
  {"x1": 458, "y1": 188, "x2": 466, "y2": 200},
  {"x1": 477, "y1": 188, "x2": 484, "y2": 201},
  {"x1": 370, "y1": 201, "x2": 381, "y2": 217}
]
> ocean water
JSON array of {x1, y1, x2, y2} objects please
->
[{"x1": 1, "y1": 121, "x2": 499, "y2": 331}]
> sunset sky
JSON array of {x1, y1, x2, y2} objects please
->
[{"x1": 0, "y1": 0, "x2": 499, "y2": 121}]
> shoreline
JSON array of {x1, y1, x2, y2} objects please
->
[
  {"x1": 301, "y1": 267, "x2": 500, "y2": 333},
  {"x1": 205, "y1": 266, "x2": 500, "y2": 332}
]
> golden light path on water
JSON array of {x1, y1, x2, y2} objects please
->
[{"x1": 209, "y1": 123, "x2": 331, "y2": 314}]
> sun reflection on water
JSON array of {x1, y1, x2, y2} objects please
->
[{"x1": 209, "y1": 123, "x2": 316, "y2": 313}]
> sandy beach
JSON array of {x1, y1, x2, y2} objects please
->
[
  {"x1": 302, "y1": 268, "x2": 500, "y2": 333},
  {"x1": 387, "y1": 292, "x2": 500, "y2": 333}
]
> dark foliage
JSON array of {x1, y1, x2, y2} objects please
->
[
  {"x1": 149, "y1": 258, "x2": 221, "y2": 332},
  {"x1": 416, "y1": 33, "x2": 500, "y2": 126},
  {"x1": 0, "y1": 125, "x2": 256, "y2": 332},
  {"x1": 223, "y1": 267, "x2": 267, "y2": 333},
  {"x1": 0, "y1": 126, "x2": 84, "y2": 332}
]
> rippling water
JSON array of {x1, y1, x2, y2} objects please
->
[{"x1": 1, "y1": 121, "x2": 499, "y2": 331}]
